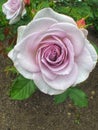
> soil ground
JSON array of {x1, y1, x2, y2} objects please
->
[{"x1": 0, "y1": 28, "x2": 98, "y2": 130}]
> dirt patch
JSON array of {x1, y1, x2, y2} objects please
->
[{"x1": 0, "y1": 29, "x2": 98, "y2": 130}]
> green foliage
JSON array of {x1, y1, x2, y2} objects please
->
[
  {"x1": 86, "y1": 0, "x2": 98, "y2": 6},
  {"x1": 54, "y1": 87, "x2": 88, "y2": 107},
  {"x1": 0, "y1": 0, "x2": 6, "y2": 12},
  {"x1": 69, "y1": 87, "x2": 88, "y2": 107},
  {"x1": 37, "y1": 1, "x2": 49, "y2": 10},
  {"x1": 0, "y1": 33, "x2": 5, "y2": 41},
  {"x1": 10, "y1": 75, "x2": 37, "y2": 100},
  {"x1": 54, "y1": 88, "x2": 70, "y2": 104},
  {"x1": 54, "y1": 0, "x2": 98, "y2": 30}
]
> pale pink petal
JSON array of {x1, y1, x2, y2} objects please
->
[
  {"x1": 21, "y1": 18, "x2": 57, "y2": 39},
  {"x1": 33, "y1": 8, "x2": 76, "y2": 25},
  {"x1": 38, "y1": 61, "x2": 57, "y2": 80},
  {"x1": 43, "y1": 64, "x2": 78, "y2": 90},
  {"x1": 74, "y1": 40, "x2": 97, "y2": 84},
  {"x1": 85, "y1": 39, "x2": 98, "y2": 62},
  {"x1": 9, "y1": 6, "x2": 25, "y2": 24},
  {"x1": 33, "y1": 73, "x2": 65, "y2": 95},
  {"x1": 80, "y1": 28, "x2": 88, "y2": 37},
  {"x1": 8, "y1": 49, "x2": 35, "y2": 79},
  {"x1": 2, "y1": 3, "x2": 15, "y2": 19},
  {"x1": 17, "y1": 25, "x2": 26, "y2": 43},
  {"x1": 8, "y1": 32, "x2": 42, "y2": 78}
]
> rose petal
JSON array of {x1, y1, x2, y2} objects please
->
[
  {"x1": 43, "y1": 63, "x2": 78, "y2": 90},
  {"x1": 33, "y1": 8, "x2": 76, "y2": 25},
  {"x1": 2, "y1": 3, "x2": 15, "y2": 19},
  {"x1": 17, "y1": 25, "x2": 26, "y2": 43},
  {"x1": 8, "y1": 32, "x2": 42, "y2": 78},
  {"x1": 74, "y1": 40, "x2": 97, "y2": 84},
  {"x1": 33, "y1": 73, "x2": 65, "y2": 95},
  {"x1": 21, "y1": 17, "x2": 58, "y2": 39},
  {"x1": 85, "y1": 39, "x2": 98, "y2": 62},
  {"x1": 81, "y1": 28, "x2": 88, "y2": 37},
  {"x1": 38, "y1": 61, "x2": 57, "y2": 80},
  {"x1": 9, "y1": 7, "x2": 26, "y2": 24}
]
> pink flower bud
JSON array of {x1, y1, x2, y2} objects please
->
[
  {"x1": 24, "y1": 0, "x2": 30, "y2": 5},
  {"x1": 77, "y1": 18, "x2": 86, "y2": 28}
]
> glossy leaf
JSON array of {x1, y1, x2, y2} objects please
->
[
  {"x1": 54, "y1": 87, "x2": 88, "y2": 107},
  {"x1": 69, "y1": 87, "x2": 88, "y2": 107},
  {"x1": 54, "y1": 88, "x2": 70, "y2": 104},
  {"x1": 10, "y1": 75, "x2": 37, "y2": 100}
]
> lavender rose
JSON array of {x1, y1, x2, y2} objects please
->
[
  {"x1": 2, "y1": 0, "x2": 26, "y2": 24},
  {"x1": 8, "y1": 8, "x2": 97, "y2": 95}
]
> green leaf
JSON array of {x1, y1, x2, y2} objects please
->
[
  {"x1": 0, "y1": 0, "x2": 7, "y2": 12},
  {"x1": 10, "y1": 75, "x2": 37, "y2": 100},
  {"x1": 54, "y1": 87, "x2": 88, "y2": 107},
  {"x1": 69, "y1": 87, "x2": 88, "y2": 107},
  {"x1": 54, "y1": 89, "x2": 70, "y2": 104},
  {"x1": 37, "y1": 1, "x2": 49, "y2": 10}
]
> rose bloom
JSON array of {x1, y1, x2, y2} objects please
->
[
  {"x1": 2, "y1": 0, "x2": 26, "y2": 24},
  {"x1": 8, "y1": 8, "x2": 97, "y2": 95}
]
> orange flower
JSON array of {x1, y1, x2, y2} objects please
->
[{"x1": 76, "y1": 18, "x2": 86, "y2": 28}]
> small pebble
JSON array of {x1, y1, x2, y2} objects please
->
[
  {"x1": 67, "y1": 112, "x2": 71, "y2": 116},
  {"x1": 90, "y1": 96, "x2": 94, "y2": 100},
  {"x1": 91, "y1": 91, "x2": 95, "y2": 96}
]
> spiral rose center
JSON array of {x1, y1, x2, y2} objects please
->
[
  {"x1": 38, "y1": 43, "x2": 67, "y2": 69},
  {"x1": 49, "y1": 49, "x2": 57, "y2": 61},
  {"x1": 43, "y1": 44, "x2": 61, "y2": 63},
  {"x1": 48, "y1": 45, "x2": 61, "y2": 61}
]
